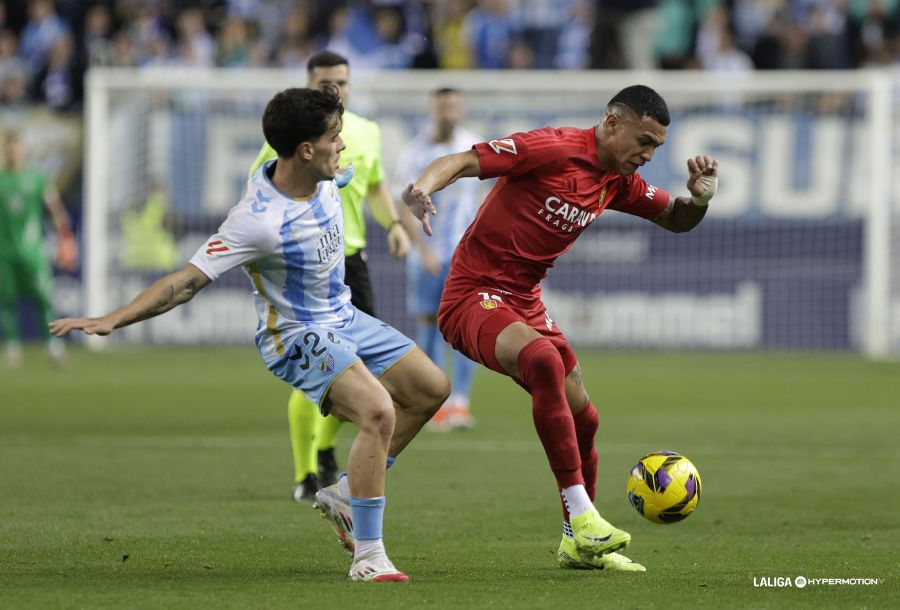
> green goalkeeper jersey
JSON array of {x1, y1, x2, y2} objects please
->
[
  {"x1": 248, "y1": 110, "x2": 385, "y2": 256},
  {"x1": 0, "y1": 168, "x2": 48, "y2": 263}
]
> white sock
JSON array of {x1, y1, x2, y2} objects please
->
[
  {"x1": 449, "y1": 393, "x2": 469, "y2": 408},
  {"x1": 354, "y1": 537, "x2": 385, "y2": 559},
  {"x1": 561, "y1": 485, "x2": 594, "y2": 519}
]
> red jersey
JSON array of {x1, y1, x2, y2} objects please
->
[{"x1": 444, "y1": 126, "x2": 670, "y2": 302}]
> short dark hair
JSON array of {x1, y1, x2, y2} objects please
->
[
  {"x1": 607, "y1": 85, "x2": 670, "y2": 126},
  {"x1": 433, "y1": 87, "x2": 460, "y2": 97},
  {"x1": 307, "y1": 50, "x2": 349, "y2": 74},
  {"x1": 262, "y1": 87, "x2": 343, "y2": 158}
]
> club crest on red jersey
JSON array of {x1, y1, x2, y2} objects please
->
[
  {"x1": 478, "y1": 292, "x2": 503, "y2": 309},
  {"x1": 598, "y1": 186, "x2": 609, "y2": 208}
]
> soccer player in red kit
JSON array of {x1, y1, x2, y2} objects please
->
[{"x1": 402, "y1": 85, "x2": 719, "y2": 572}]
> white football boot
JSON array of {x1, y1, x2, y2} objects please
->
[
  {"x1": 348, "y1": 551, "x2": 409, "y2": 583},
  {"x1": 313, "y1": 482, "x2": 354, "y2": 555}
]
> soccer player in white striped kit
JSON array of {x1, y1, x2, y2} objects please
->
[{"x1": 49, "y1": 87, "x2": 449, "y2": 583}]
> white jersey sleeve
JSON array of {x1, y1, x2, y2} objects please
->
[{"x1": 189, "y1": 205, "x2": 277, "y2": 281}]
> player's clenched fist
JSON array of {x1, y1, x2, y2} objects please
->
[{"x1": 686, "y1": 155, "x2": 718, "y2": 206}]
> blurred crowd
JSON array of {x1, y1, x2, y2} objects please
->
[{"x1": 0, "y1": 0, "x2": 898, "y2": 112}]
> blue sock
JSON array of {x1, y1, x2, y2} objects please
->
[
  {"x1": 415, "y1": 322, "x2": 443, "y2": 370},
  {"x1": 451, "y1": 348, "x2": 476, "y2": 399},
  {"x1": 350, "y1": 496, "x2": 385, "y2": 540}
]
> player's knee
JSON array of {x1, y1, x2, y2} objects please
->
[
  {"x1": 517, "y1": 338, "x2": 565, "y2": 384},
  {"x1": 358, "y1": 394, "x2": 396, "y2": 442},
  {"x1": 411, "y1": 369, "x2": 450, "y2": 418},
  {"x1": 429, "y1": 373, "x2": 451, "y2": 413}
]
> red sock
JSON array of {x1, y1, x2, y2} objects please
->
[
  {"x1": 574, "y1": 401, "x2": 599, "y2": 502},
  {"x1": 517, "y1": 339, "x2": 582, "y2": 492}
]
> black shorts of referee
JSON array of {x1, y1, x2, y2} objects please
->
[{"x1": 344, "y1": 250, "x2": 376, "y2": 317}]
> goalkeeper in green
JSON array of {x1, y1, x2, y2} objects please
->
[
  {"x1": 248, "y1": 51, "x2": 411, "y2": 502},
  {"x1": 0, "y1": 130, "x2": 77, "y2": 366}
]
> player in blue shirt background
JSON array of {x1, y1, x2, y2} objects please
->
[{"x1": 395, "y1": 88, "x2": 483, "y2": 431}]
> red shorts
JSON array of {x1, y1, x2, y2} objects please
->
[{"x1": 437, "y1": 285, "x2": 577, "y2": 377}]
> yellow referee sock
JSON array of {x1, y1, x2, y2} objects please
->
[
  {"x1": 317, "y1": 413, "x2": 344, "y2": 452},
  {"x1": 287, "y1": 390, "x2": 322, "y2": 484}
]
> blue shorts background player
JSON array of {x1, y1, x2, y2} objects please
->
[
  {"x1": 50, "y1": 87, "x2": 449, "y2": 583},
  {"x1": 396, "y1": 88, "x2": 484, "y2": 430}
]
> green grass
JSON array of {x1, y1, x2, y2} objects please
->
[{"x1": 1, "y1": 346, "x2": 898, "y2": 609}]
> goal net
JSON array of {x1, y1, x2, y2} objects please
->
[{"x1": 83, "y1": 68, "x2": 897, "y2": 357}]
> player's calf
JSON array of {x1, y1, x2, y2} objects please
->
[{"x1": 380, "y1": 347, "x2": 450, "y2": 452}]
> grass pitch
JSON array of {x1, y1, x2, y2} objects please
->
[{"x1": 1, "y1": 346, "x2": 897, "y2": 609}]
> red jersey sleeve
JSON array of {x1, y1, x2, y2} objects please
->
[
  {"x1": 473, "y1": 127, "x2": 576, "y2": 180},
  {"x1": 607, "y1": 172, "x2": 670, "y2": 220}
]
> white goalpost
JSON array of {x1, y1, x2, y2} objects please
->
[{"x1": 82, "y1": 68, "x2": 897, "y2": 357}]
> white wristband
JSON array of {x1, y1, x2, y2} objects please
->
[{"x1": 691, "y1": 175, "x2": 717, "y2": 207}]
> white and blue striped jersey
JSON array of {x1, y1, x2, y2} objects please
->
[
  {"x1": 189, "y1": 161, "x2": 352, "y2": 364},
  {"x1": 394, "y1": 127, "x2": 484, "y2": 264}
]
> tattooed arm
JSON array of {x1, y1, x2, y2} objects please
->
[
  {"x1": 651, "y1": 195, "x2": 710, "y2": 233},
  {"x1": 49, "y1": 264, "x2": 211, "y2": 337}
]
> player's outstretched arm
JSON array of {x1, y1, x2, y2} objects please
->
[
  {"x1": 653, "y1": 155, "x2": 718, "y2": 233},
  {"x1": 49, "y1": 264, "x2": 211, "y2": 337},
  {"x1": 402, "y1": 150, "x2": 480, "y2": 236}
]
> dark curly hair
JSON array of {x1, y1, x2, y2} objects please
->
[{"x1": 261, "y1": 87, "x2": 344, "y2": 158}]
